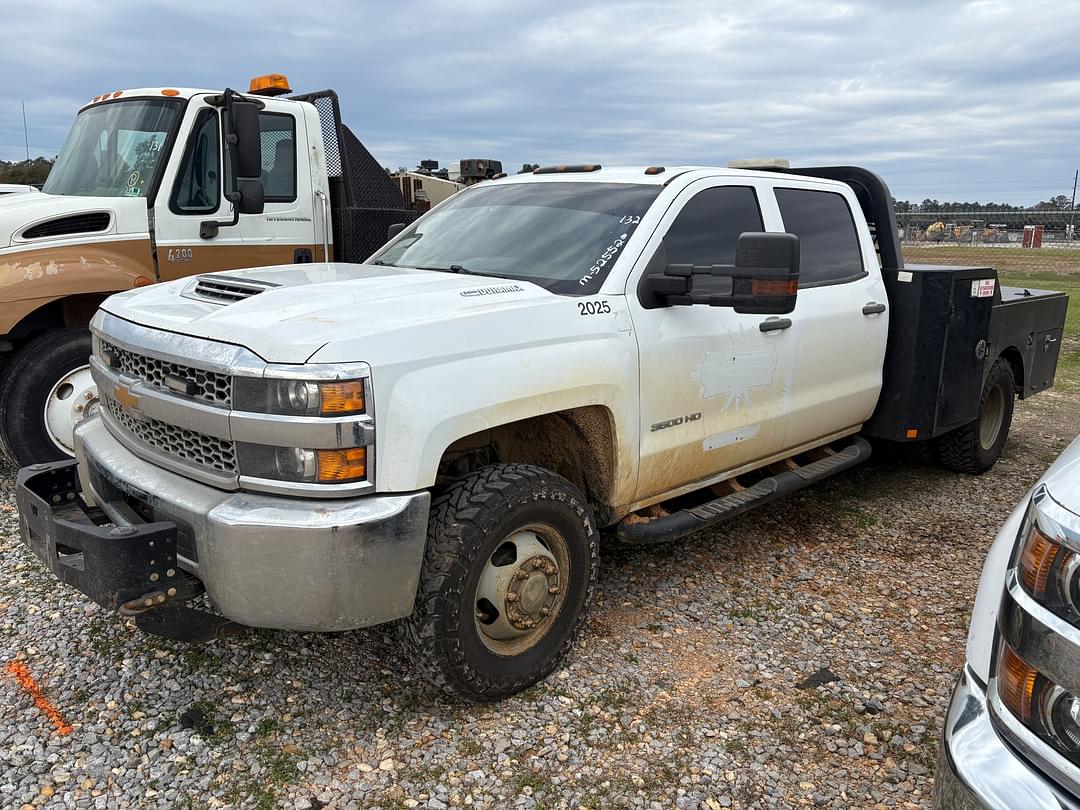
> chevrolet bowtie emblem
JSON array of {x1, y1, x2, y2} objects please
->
[{"x1": 113, "y1": 383, "x2": 140, "y2": 410}]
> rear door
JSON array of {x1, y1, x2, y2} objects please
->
[
  {"x1": 770, "y1": 184, "x2": 889, "y2": 447},
  {"x1": 627, "y1": 180, "x2": 795, "y2": 503}
]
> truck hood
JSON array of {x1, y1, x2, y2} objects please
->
[
  {"x1": 1042, "y1": 434, "x2": 1080, "y2": 519},
  {"x1": 0, "y1": 193, "x2": 148, "y2": 250},
  {"x1": 101, "y1": 263, "x2": 569, "y2": 363}
]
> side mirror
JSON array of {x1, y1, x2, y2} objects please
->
[
  {"x1": 640, "y1": 232, "x2": 800, "y2": 314},
  {"x1": 201, "y1": 90, "x2": 265, "y2": 237},
  {"x1": 236, "y1": 179, "x2": 264, "y2": 215},
  {"x1": 387, "y1": 222, "x2": 406, "y2": 241},
  {"x1": 229, "y1": 100, "x2": 263, "y2": 179},
  {"x1": 728, "y1": 232, "x2": 800, "y2": 314}
]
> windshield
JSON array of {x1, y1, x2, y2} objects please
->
[
  {"x1": 44, "y1": 99, "x2": 182, "y2": 198},
  {"x1": 370, "y1": 182, "x2": 662, "y2": 295}
]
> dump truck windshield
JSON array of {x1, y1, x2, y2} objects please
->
[
  {"x1": 44, "y1": 98, "x2": 182, "y2": 198},
  {"x1": 371, "y1": 182, "x2": 662, "y2": 295}
]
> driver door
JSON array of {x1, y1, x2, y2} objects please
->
[
  {"x1": 153, "y1": 104, "x2": 246, "y2": 281},
  {"x1": 627, "y1": 180, "x2": 795, "y2": 503}
]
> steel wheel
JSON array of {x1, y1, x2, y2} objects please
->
[
  {"x1": 979, "y1": 381, "x2": 1005, "y2": 450},
  {"x1": 43, "y1": 364, "x2": 96, "y2": 454},
  {"x1": 474, "y1": 523, "x2": 571, "y2": 656}
]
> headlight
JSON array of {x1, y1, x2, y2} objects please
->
[
  {"x1": 278, "y1": 381, "x2": 321, "y2": 415},
  {"x1": 1015, "y1": 491, "x2": 1080, "y2": 621},
  {"x1": 231, "y1": 366, "x2": 372, "y2": 488},
  {"x1": 998, "y1": 641, "x2": 1080, "y2": 760},
  {"x1": 239, "y1": 444, "x2": 368, "y2": 484},
  {"x1": 275, "y1": 447, "x2": 317, "y2": 480},
  {"x1": 234, "y1": 377, "x2": 366, "y2": 416}
]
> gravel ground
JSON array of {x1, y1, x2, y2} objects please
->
[{"x1": 2, "y1": 389, "x2": 1078, "y2": 810}]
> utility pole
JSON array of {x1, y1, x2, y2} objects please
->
[
  {"x1": 1071, "y1": 169, "x2": 1078, "y2": 241},
  {"x1": 20, "y1": 101, "x2": 29, "y2": 163}
]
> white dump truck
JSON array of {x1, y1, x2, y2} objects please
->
[{"x1": 16, "y1": 162, "x2": 1068, "y2": 701}]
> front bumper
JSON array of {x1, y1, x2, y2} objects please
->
[
  {"x1": 934, "y1": 666, "x2": 1080, "y2": 809},
  {"x1": 15, "y1": 416, "x2": 429, "y2": 632}
]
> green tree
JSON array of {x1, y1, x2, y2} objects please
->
[{"x1": 0, "y1": 157, "x2": 54, "y2": 186}]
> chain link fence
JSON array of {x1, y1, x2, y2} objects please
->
[{"x1": 898, "y1": 212, "x2": 1080, "y2": 276}]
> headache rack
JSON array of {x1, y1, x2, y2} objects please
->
[{"x1": 290, "y1": 90, "x2": 418, "y2": 262}]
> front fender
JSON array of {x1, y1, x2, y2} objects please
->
[
  {"x1": 0, "y1": 239, "x2": 153, "y2": 333},
  {"x1": 374, "y1": 336, "x2": 639, "y2": 506}
]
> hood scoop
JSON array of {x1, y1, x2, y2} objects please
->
[
  {"x1": 183, "y1": 275, "x2": 280, "y2": 305},
  {"x1": 22, "y1": 211, "x2": 111, "y2": 239}
]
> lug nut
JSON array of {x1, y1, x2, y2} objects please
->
[{"x1": 506, "y1": 593, "x2": 518, "y2": 602}]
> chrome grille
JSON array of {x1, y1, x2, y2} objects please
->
[
  {"x1": 100, "y1": 340, "x2": 231, "y2": 407},
  {"x1": 104, "y1": 395, "x2": 237, "y2": 474}
]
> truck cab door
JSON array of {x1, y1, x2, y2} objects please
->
[
  {"x1": 627, "y1": 180, "x2": 794, "y2": 504},
  {"x1": 153, "y1": 103, "x2": 318, "y2": 282},
  {"x1": 152, "y1": 103, "x2": 247, "y2": 281},
  {"x1": 768, "y1": 184, "x2": 889, "y2": 448},
  {"x1": 233, "y1": 109, "x2": 320, "y2": 265}
]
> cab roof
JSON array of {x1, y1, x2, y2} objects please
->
[
  {"x1": 80, "y1": 87, "x2": 304, "y2": 111},
  {"x1": 487, "y1": 165, "x2": 852, "y2": 190}
]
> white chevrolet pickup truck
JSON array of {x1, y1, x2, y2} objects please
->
[{"x1": 16, "y1": 163, "x2": 1068, "y2": 701}]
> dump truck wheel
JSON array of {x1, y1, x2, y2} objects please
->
[
  {"x1": 403, "y1": 464, "x2": 599, "y2": 702},
  {"x1": 0, "y1": 328, "x2": 95, "y2": 466},
  {"x1": 934, "y1": 357, "x2": 1015, "y2": 475}
]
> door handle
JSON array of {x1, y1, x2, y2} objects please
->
[
  {"x1": 759, "y1": 318, "x2": 792, "y2": 333},
  {"x1": 862, "y1": 302, "x2": 886, "y2": 315}
]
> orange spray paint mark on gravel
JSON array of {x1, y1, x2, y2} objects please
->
[{"x1": 5, "y1": 661, "x2": 74, "y2": 735}]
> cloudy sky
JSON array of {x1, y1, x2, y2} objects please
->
[{"x1": 2, "y1": 0, "x2": 1078, "y2": 204}]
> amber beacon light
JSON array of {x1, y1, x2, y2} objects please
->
[{"x1": 248, "y1": 73, "x2": 292, "y2": 96}]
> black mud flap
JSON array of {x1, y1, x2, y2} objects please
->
[{"x1": 16, "y1": 460, "x2": 195, "y2": 612}]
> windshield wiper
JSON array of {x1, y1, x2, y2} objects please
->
[{"x1": 422, "y1": 264, "x2": 516, "y2": 278}]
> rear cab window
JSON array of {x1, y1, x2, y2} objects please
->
[{"x1": 774, "y1": 187, "x2": 866, "y2": 287}]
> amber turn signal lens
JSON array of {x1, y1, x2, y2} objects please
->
[
  {"x1": 316, "y1": 448, "x2": 366, "y2": 482},
  {"x1": 999, "y1": 644, "x2": 1039, "y2": 724},
  {"x1": 751, "y1": 278, "x2": 798, "y2": 296},
  {"x1": 319, "y1": 380, "x2": 365, "y2": 415},
  {"x1": 1020, "y1": 527, "x2": 1062, "y2": 598}
]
